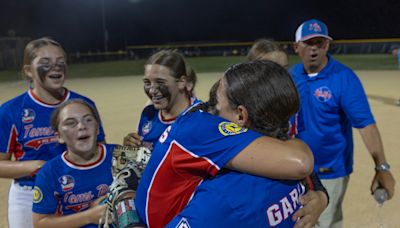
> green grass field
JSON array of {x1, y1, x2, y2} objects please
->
[{"x1": 0, "y1": 54, "x2": 398, "y2": 82}]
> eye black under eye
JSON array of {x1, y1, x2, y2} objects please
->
[{"x1": 38, "y1": 64, "x2": 52, "y2": 70}]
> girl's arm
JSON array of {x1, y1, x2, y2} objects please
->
[
  {"x1": 226, "y1": 137, "x2": 313, "y2": 180},
  {"x1": 32, "y1": 201, "x2": 107, "y2": 228},
  {"x1": 0, "y1": 153, "x2": 44, "y2": 178}
]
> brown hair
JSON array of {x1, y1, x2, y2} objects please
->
[
  {"x1": 51, "y1": 99, "x2": 100, "y2": 132},
  {"x1": 186, "y1": 66, "x2": 197, "y2": 93},
  {"x1": 22, "y1": 37, "x2": 66, "y2": 75},
  {"x1": 223, "y1": 60, "x2": 299, "y2": 139},
  {"x1": 246, "y1": 39, "x2": 287, "y2": 61},
  {"x1": 146, "y1": 50, "x2": 188, "y2": 80}
]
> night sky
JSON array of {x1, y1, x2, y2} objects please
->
[{"x1": 1, "y1": 0, "x2": 399, "y2": 52}]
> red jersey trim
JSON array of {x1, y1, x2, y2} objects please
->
[
  {"x1": 7, "y1": 125, "x2": 24, "y2": 160},
  {"x1": 61, "y1": 144, "x2": 106, "y2": 170},
  {"x1": 145, "y1": 140, "x2": 220, "y2": 227},
  {"x1": 289, "y1": 113, "x2": 298, "y2": 138},
  {"x1": 158, "y1": 111, "x2": 176, "y2": 124},
  {"x1": 28, "y1": 88, "x2": 70, "y2": 108},
  {"x1": 158, "y1": 97, "x2": 195, "y2": 124}
]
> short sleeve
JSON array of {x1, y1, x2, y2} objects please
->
[
  {"x1": 32, "y1": 165, "x2": 59, "y2": 214},
  {"x1": 0, "y1": 105, "x2": 16, "y2": 153},
  {"x1": 174, "y1": 112, "x2": 262, "y2": 169},
  {"x1": 340, "y1": 71, "x2": 375, "y2": 128}
]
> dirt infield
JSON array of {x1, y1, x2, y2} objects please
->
[{"x1": 0, "y1": 71, "x2": 399, "y2": 227}]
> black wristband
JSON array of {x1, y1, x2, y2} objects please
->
[{"x1": 304, "y1": 172, "x2": 329, "y2": 205}]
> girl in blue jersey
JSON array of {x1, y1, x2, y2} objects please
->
[
  {"x1": 0, "y1": 37, "x2": 105, "y2": 228},
  {"x1": 123, "y1": 50, "x2": 200, "y2": 150},
  {"x1": 32, "y1": 99, "x2": 112, "y2": 228},
  {"x1": 168, "y1": 60, "x2": 326, "y2": 227},
  {"x1": 246, "y1": 39, "x2": 328, "y2": 226}
]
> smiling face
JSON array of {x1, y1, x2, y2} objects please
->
[
  {"x1": 294, "y1": 37, "x2": 330, "y2": 74},
  {"x1": 56, "y1": 102, "x2": 99, "y2": 155},
  {"x1": 143, "y1": 64, "x2": 187, "y2": 112},
  {"x1": 24, "y1": 44, "x2": 66, "y2": 92}
]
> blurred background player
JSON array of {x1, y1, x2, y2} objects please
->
[
  {"x1": 247, "y1": 38, "x2": 289, "y2": 69},
  {"x1": 0, "y1": 37, "x2": 105, "y2": 228},
  {"x1": 167, "y1": 60, "x2": 326, "y2": 228},
  {"x1": 123, "y1": 50, "x2": 200, "y2": 150},
  {"x1": 32, "y1": 99, "x2": 111, "y2": 227},
  {"x1": 290, "y1": 19, "x2": 395, "y2": 227}
]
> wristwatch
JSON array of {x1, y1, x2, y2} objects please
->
[{"x1": 375, "y1": 163, "x2": 391, "y2": 172}]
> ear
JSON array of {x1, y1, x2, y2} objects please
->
[
  {"x1": 293, "y1": 42, "x2": 300, "y2": 54},
  {"x1": 55, "y1": 132, "x2": 65, "y2": 144},
  {"x1": 235, "y1": 105, "x2": 249, "y2": 127},
  {"x1": 23, "y1": 65, "x2": 34, "y2": 79},
  {"x1": 177, "y1": 75, "x2": 188, "y2": 90},
  {"x1": 324, "y1": 40, "x2": 331, "y2": 51}
]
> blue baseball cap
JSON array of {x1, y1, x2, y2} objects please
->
[{"x1": 295, "y1": 19, "x2": 332, "y2": 42}]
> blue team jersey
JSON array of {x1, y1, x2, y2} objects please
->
[
  {"x1": 290, "y1": 55, "x2": 375, "y2": 179},
  {"x1": 0, "y1": 89, "x2": 106, "y2": 187},
  {"x1": 137, "y1": 97, "x2": 201, "y2": 150},
  {"x1": 135, "y1": 109, "x2": 262, "y2": 227},
  {"x1": 167, "y1": 171, "x2": 304, "y2": 228},
  {"x1": 32, "y1": 144, "x2": 114, "y2": 228}
]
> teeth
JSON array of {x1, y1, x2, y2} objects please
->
[
  {"x1": 153, "y1": 96, "x2": 164, "y2": 101},
  {"x1": 49, "y1": 74, "x2": 62, "y2": 78}
]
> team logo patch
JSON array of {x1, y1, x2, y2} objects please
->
[
  {"x1": 309, "y1": 22, "x2": 322, "y2": 32},
  {"x1": 58, "y1": 175, "x2": 75, "y2": 191},
  {"x1": 314, "y1": 86, "x2": 332, "y2": 102},
  {"x1": 142, "y1": 121, "x2": 152, "y2": 135},
  {"x1": 218, "y1": 122, "x2": 248, "y2": 136},
  {"x1": 21, "y1": 108, "x2": 36, "y2": 123},
  {"x1": 175, "y1": 217, "x2": 191, "y2": 228},
  {"x1": 33, "y1": 186, "x2": 43, "y2": 203}
]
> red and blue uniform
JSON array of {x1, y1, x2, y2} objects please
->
[
  {"x1": 137, "y1": 97, "x2": 201, "y2": 150},
  {"x1": 0, "y1": 89, "x2": 105, "y2": 188},
  {"x1": 32, "y1": 144, "x2": 114, "y2": 228},
  {"x1": 135, "y1": 109, "x2": 262, "y2": 227},
  {"x1": 290, "y1": 55, "x2": 375, "y2": 179},
  {"x1": 167, "y1": 170, "x2": 304, "y2": 228}
]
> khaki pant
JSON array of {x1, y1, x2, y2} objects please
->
[{"x1": 316, "y1": 176, "x2": 350, "y2": 228}]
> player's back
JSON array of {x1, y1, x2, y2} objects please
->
[{"x1": 168, "y1": 170, "x2": 304, "y2": 227}]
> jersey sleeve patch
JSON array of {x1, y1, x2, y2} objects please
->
[
  {"x1": 33, "y1": 186, "x2": 43, "y2": 203},
  {"x1": 218, "y1": 122, "x2": 248, "y2": 136}
]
